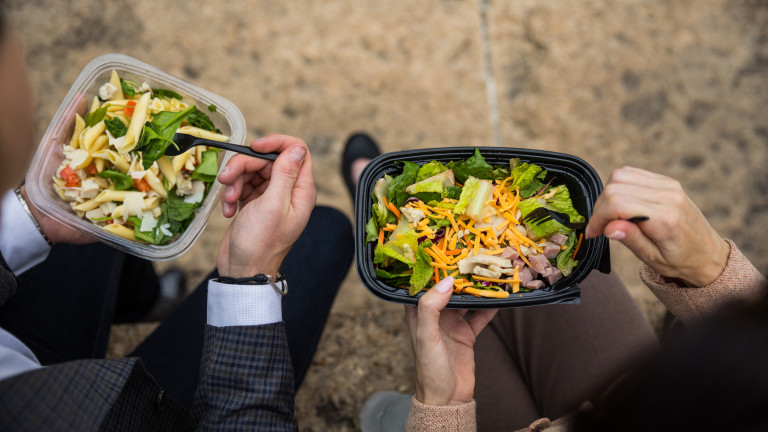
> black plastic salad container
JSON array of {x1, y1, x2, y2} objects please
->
[{"x1": 354, "y1": 147, "x2": 611, "y2": 309}]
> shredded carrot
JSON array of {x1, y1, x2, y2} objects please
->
[
  {"x1": 448, "y1": 250, "x2": 469, "y2": 265},
  {"x1": 434, "y1": 266, "x2": 440, "y2": 284},
  {"x1": 572, "y1": 233, "x2": 584, "y2": 260},
  {"x1": 463, "y1": 287, "x2": 510, "y2": 299},
  {"x1": 378, "y1": 228, "x2": 384, "y2": 244},
  {"x1": 386, "y1": 201, "x2": 401, "y2": 219},
  {"x1": 444, "y1": 249, "x2": 463, "y2": 256},
  {"x1": 472, "y1": 275, "x2": 523, "y2": 284}
]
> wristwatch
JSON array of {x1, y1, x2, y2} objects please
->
[{"x1": 215, "y1": 272, "x2": 288, "y2": 296}]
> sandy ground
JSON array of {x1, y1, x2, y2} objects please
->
[{"x1": 8, "y1": 0, "x2": 768, "y2": 430}]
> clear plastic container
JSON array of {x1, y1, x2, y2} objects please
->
[{"x1": 25, "y1": 54, "x2": 246, "y2": 261}]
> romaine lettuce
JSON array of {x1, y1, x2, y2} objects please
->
[
  {"x1": 455, "y1": 176, "x2": 480, "y2": 215},
  {"x1": 388, "y1": 161, "x2": 420, "y2": 207},
  {"x1": 409, "y1": 240, "x2": 434, "y2": 296},
  {"x1": 556, "y1": 231, "x2": 579, "y2": 277},
  {"x1": 547, "y1": 185, "x2": 585, "y2": 225},
  {"x1": 447, "y1": 148, "x2": 494, "y2": 183},
  {"x1": 416, "y1": 161, "x2": 447, "y2": 182},
  {"x1": 510, "y1": 159, "x2": 547, "y2": 198},
  {"x1": 365, "y1": 216, "x2": 378, "y2": 243}
]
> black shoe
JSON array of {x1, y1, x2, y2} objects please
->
[
  {"x1": 141, "y1": 269, "x2": 186, "y2": 322},
  {"x1": 341, "y1": 133, "x2": 381, "y2": 199}
]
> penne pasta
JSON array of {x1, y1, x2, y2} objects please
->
[
  {"x1": 156, "y1": 157, "x2": 176, "y2": 188},
  {"x1": 119, "y1": 92, "x2": 151, "y2": 153},
  {"x1": 92, "y1": 149, "x2": 130, "y2": 173},
  {"x1": 95, "y1": 189, "x2": 145, "y2": 203},
  {"x1": 143, "y1": 170, "x2": 168, "y2": 199},
  {"x1": 83, "y1": 121, "x2": 107, "y2": 153},
  {"x1": 54, "y1": 70, "x2": 224, "y2": 245},
  {"x1": 69, "y1": 114, "x2": 85, "y2": 149},
  {"x1": 108, "y1": 70, "x2": 125, "y2": 100},
  {"x1": 177, "y1": 126, "x2": 229, "y2": 142},
  {"x1": 103, "y1": 224, "x2": 136, "y2": 241},
  {"x1": 73, "y1": 199, "x2": 101, "y2": 212}
]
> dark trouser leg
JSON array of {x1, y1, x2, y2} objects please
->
[
  {"x1": 474, "y1": 271, "x2": 659, "y2": 431},
  {"x1": 131, "y1": 206, "x2": 353, "y2": 409},
  {"x1": 0, "y1": 243, "x2": 160, "y2": 364}
]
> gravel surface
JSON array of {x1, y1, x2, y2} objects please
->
[{"x1": 9, "y1": 0, "x2": 768, "y2": 430}]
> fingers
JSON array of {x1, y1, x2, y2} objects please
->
[
  {"x1": 416, "y1": 277, "x2": 454, "y2": 337},
  {"x1": 467, "y1": 309, "x2": 498, "y2": 336},
  {"x1": 586, "y1": 183, "x2": 661, "y2": 239},
  {"x1": 217, "y1": 154, "x2": 270, "y2": 186},
  {"x1": 261, "y1": 145, "x2": 308, "y2": 204}
]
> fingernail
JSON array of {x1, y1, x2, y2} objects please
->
[
  {"x1": 607, "y1": 230, "x2": 626, "y2": 240},
  {"x1": 435, "y1": 277, "x2": 454, "y2": 293},
  {"x1": 290, "y1": 147, "x2": 307, "y2": 162},
  {"x1": 254, "y1": 137, "x2": 267, "y2": 143},
  {"x1": 220, "y1": 166, "x2": 229, "y2": 177},
  {"x1": 584, "y1": 226, "x2": 592, "y2": 238},
  {"x1": 224, "y1": 186, "x2": 234, "y2": 198},
  {"x1": 223, "y1": 202, "x2": 234, "y2": 215}
]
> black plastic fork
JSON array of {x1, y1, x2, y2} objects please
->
[{"x1": 521, "y1": 208, "x2": 649, "y2": 230}]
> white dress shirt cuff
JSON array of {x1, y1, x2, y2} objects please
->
[
  {"x1": 206, "y1": 279, "x2": 283, "y2": 327},
  {"x1": 0, "y1": 190, "x2": 51, "y2": 275}
]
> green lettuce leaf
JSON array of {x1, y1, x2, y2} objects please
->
[
  {"x1": 387, "y1": 161, "x2": 420, "y2": 207},
  {"x1": 443, "y1": 186, "x2": 462, "y2": 200},
  {"x1": 373, "y1": 230, "x2": 420, "y2": 265},
  {"x1": 556, "y1": 231, "x2": 579, "y2": 277},
  {"x1": 407, "y1": 177, "x2": 444, "y2": 194},
  {"x1": 409, "y1": 240, "x2": 434, "y2": 296},
  {"x1": 97, "y1": 170, "x2": 134, "y2": 191},
  {"x1": 166, "y1": 187, "x2": 200, "y2": 233},
  {"x1": 447, "y1": 148, "x2": 494, "y2": 183},
  {"x1": 511, "y1": 160, "x2": 546, "y2": 198},
  {"x1": 454, "y1": 176, "x2": 480, "y2": 215},
  {"x1": 416, "y1": 161, "x2": 447, "y2": 182},
  {"x1": 365, "y1": 216, "x2": 379, "y2": 243},
  {"x1": 190, "y1": 149, "x2": 219, "y2": 182},
  {"x1": 517, "y1": 197, "x2": 564, "y2": 238},
  {"x1": 546, "y1": 185, "x2": 585, "y2": 224}
]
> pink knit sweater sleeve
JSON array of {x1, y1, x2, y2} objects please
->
[
  {"x1": 640, "y1": 239, "x2": 767, "y2": 324},
  {"x1": 404, "y1": 397, "x2": 476, "y2": 432}
]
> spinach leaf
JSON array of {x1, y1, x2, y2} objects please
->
[
  {"x1": 207, "y1": 104, "x2": 217, "y2": 112},
  {"x1": 120, "y1": 78, "x2": 136, "y2": 97},
  {"x1": 186, "y1": 106, "x2": 221, "y2": 134},
  {"x1": 166, "y1": 187, "x2": 199, "y2": 225},
  {"x1": 151, "y1": 88, "x2": 184, "y2": 100},
  {"x1": 190, "y1": 149, "x2": 219, "y2": 182},
  {"x1": 85, "y1": 106, "x2": 108, "y2": 127},
  {"x1": 97, "y1": 170, "x2": 134, "y2": 191},
  {"x1": 104, "y1": 117, "x2": 127, "y2": 138},
  {"x1": 137, "y1": 106, "x2": 195, "y2": 169},
  {"x1": 442, "y1": 186, "x2": 463, "y2": 200}
]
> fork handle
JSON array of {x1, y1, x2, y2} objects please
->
[{"x1": 193, "y1": 138, "x2": 279, "y2": 161}]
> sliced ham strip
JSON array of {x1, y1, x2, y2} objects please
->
[
  {"x1": 525, "y1": 280, "x2": 545, "y2": 290},
  {"x1": 549, "y1": 233, "x2": 568, "y2": 245},
  {"x1": 542, "y1": 242, "x2": 561, "y2": 259},
  {"x1": 501, "y1": 246, "x2": 519, "y2": 261},
  {"x1": 529, "y1": 254, "x2": 551, "y2": 275},
  {"x1": 545, "y1": 268, "x2": 563, "y2": 285}
]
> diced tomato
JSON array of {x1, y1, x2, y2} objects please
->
[
  {"x1": 87, "y1": 164, "x2": 98, "y2": 175},
  {"x1": 124, "y1": 100, "x2": 137, "y2": 117},
  {"x1": 60, "y1": 166, "x2": 80, "y2": 186},
  {"x1": 105, "y1": 219, "x2": 113, "y2": 225},
  {"x1": 134, "y1": 178, "x2": 151, "y2": 192}
]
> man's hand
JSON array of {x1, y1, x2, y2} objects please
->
[
  {"x1": 20, "y1": 185, "x2": 94, "y2": 244},
  {"x1": 586, "y1": 166, "x2": 730, "y2": 287},
  {"x1": 405, "y1": 277, "x2": 498, "y2": 406},
  {"x1": 216, "y1": 135, "x2": 315, "y2": 278}
]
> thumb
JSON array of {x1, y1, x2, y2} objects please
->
[
  {"x1": 263, "y1": 145, "x2": 307, "y2": 203},
  {"x1": 604, "y1": 220, "x2": 656, "y2": 262},
  {"x1": 417, "y1": 277, "x2": 454, "y2": 334}
]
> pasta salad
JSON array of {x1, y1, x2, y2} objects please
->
[
  {"x1": 365, "y1": 149, "x2": 585, "y2": 299},
  {"x1": 53, "y1": 70, "x2": 228, "y2": 245}
]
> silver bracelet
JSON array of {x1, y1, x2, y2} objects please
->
[{"x1": 14, "y1": 186, "x2": 54, "y2": 247}]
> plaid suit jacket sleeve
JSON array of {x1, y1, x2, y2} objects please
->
[{"x1": 192, "y1": 322, "x2": 298, "y2": 431}]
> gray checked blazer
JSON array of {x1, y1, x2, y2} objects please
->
[{"x1": 0, "y1": 254, "x2": 298, "y2": 431}]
